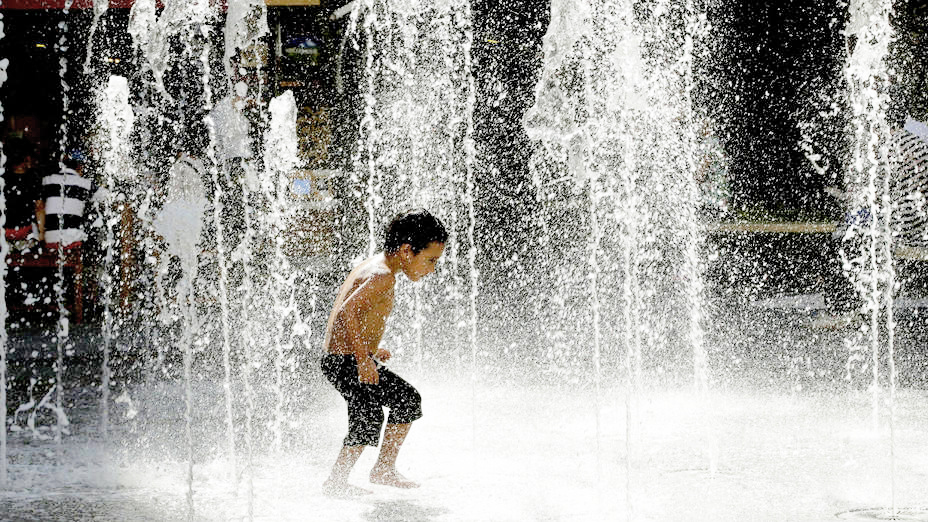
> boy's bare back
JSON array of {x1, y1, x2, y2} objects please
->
[{"x1": 323, "y1": 253, "x2": 396, "y2": 361}]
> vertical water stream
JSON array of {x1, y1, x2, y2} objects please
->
[
  {"x1": 842, "y1": 0, "x2": 897, "y2": 513},
  {"x1": 0, "y1": 0, "x2": 9, "y2": 485}
]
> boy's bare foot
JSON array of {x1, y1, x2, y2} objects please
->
[
  {"x1": 322, "y1": 478, "x2": 373, "y2": 498},
  {"x1": 369, "y1": 467, "x2": 420, "y2": 489}
]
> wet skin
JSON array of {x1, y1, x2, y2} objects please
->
[{"x1": 323, "y1": 242, "x2": 445, "y2": 383}]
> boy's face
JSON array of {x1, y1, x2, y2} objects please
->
[{"x1": 403, "y1": 241, "x2": 445, "y2": 282}]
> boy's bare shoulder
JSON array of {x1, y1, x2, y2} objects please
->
[{"x1": 346, "y1": 255, "x2": 396, "y2": 292}]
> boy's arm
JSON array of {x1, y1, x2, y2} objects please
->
[
  {"x1": 336, "y1": 273, "x2": 393, "y2": 384},
  {"x1": 34, "y1": 199, "x2": 45, "y2": 242}
]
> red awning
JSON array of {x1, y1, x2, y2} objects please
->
[
  {"x1": 0, "y1": 1, "x2": 200, "y2": 9},
  {"x1": 2, "y1": 0, "x2": 140, "y2": 7},
  {"x1": 0, "y1": 0, "x2": 317, "y2": 9}
]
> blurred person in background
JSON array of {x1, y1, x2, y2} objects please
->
[
  {"x1": 42, "y1": 149, "x2": 103, "y2": 250},
  {"x1": 3, "y1": 136, "x2": 45, "y2": 250}
]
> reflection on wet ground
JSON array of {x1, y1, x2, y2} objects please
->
[
  {"x1": 2, "y1": 295, "x2": 928, "y2": 520},
  {"x1": 362, "y1": 499, "x2": 447, "y2": 522},
  {"x1": 0, "y1": 494, "x2": 189, "y2": 521}
]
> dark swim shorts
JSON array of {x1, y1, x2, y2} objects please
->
[{"x1": 321, "y1": 353, "x2": 423, "y2": 447}]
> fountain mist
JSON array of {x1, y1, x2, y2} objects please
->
[
  {"x1": 0, "y1": 1, "x2": 9, "y2": 485},
  {"x1": 524, "y1": 1, "x2": 710, "y2": 388},
  {"x1": 153, "y1": 143, "x2": 209, "y2": 519},
  {"x1": 264, "y1": 90, "x2": 300, "y2": 452},
  {"x1": 841, "y1": 0, "x2": 899, "y2": 514},
  {"x1": 524, "y1": 0, "x2": 711, "y2": 514}
]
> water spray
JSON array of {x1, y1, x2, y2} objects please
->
[{"x1": 0, "y1": 2, "x2": 10, "y2": 484}]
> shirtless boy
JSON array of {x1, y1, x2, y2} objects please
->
[{"x1": 321, "y1": 209, "x2": 447, "y2": 497}]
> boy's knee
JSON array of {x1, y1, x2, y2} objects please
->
[{"x1": 388, "y1": 389, "x2": 422, "y2": 424}]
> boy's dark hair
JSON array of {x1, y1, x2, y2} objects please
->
[{"x1": 384, "y1": 209, "x2": 448, "y2": 254}]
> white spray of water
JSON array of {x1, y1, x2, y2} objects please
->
[
  {"x1": 129, "y1": 0, "x2": 213, "y2": 102},
  {"x1": 238, "y1": 96, "x2": 259, "y2": 522},
  {"x1": 157, "y1": 156, "x2": 209, "y2": 274},
  {"x1": 97, "y1": 75, "x2": 135, "y2": 440},
  {"x1": 224, "y1": 0, "x2": 268, "y2": 80},
  {"x1": 523, "y1": 0, "x2": 591, "y2": 387},
  {"x1": 198, "y1": 16, "x2": 239, "y2": 505},
  {"x1": 237, "y1": 88, "x2": 260, "y2": 522},
  {"x1": 588, "y1": 159, "x2": 604, "y2": 481},
  {"x1": 346, "y1": 0, "x2": 477, "y2": 373},
  {"x1": 347, "y1": 0, "x2": 379, "y2": 257},
  {"x1": 264, "y1": 91, "x2": 300, "y2": 453},
  {"x1": 678, "y1": 0, "x2": 716, "y2": 475},
  {"x1": 126, "y1": 0, "x2": 194, "y2": 373},
  {"x1": 219, "y1": 1, "x2": 268, "y2": 489},
  {"x1": 54, "y1": 0, "x2": 76, "y2": 446},
  {"x1": 82, "y1": 0, "x2": 108, "y2": 74},
  {"x1": 680, "y1": 0, "x2": 710, "y2": 396},
  {"x1": 154, "y1": 153, "x2": 209, "y2": 521},
  {"x1": 842, "y1": 0, "x2": 897, "y2": 513},
  {"x1": 203, "y1": 59, "x2": 239, "y2": 500},
  {"x1": 525, "y1": 0, "x2": 712, "y2": 516},
  {"x1": 459, "y1": 0, "x2": 479, "y2": 450},
  {"x1": 127, "y1": 0, "x2": 169, "y2": 101},
  {"x1": 242, "y1": 20, "x2": 271, "y2": 510},
  {"x1": 240, "y1": 201, "x2": 256, "y2": 521},
  {"x1": 0, "y1": 10, "x2": 9, "y2": 485}
]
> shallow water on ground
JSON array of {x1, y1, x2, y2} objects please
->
[{"x1": 3, "y1": 370, "x2": 928, "y2": 521}]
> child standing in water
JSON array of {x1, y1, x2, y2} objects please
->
[{"x1": 321, "y1": 209, "x2": 448, "y2": 497}]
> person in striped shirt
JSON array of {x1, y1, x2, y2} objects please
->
[
  {"x1": 890, "y1": 116, "x2": 928, "y2": 248},
  {"x1": 817, "y1": 116, "x2": 928, "y2": 326},
  {"x1": 42, "y1": 150, "x2": 102, "y2": 249}
]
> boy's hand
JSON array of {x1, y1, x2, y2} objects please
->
[
  {"x1": 374, "y1": 348, "x2": 391, "y2": 362},
  {"x1": 357, "y1": 356, "x2": 379, "y2": 385}
]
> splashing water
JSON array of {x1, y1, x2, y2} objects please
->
[
  {"x1": 524, "y1": 0, "x2": 711, "y2": 514},
  {"x1": 82, "y1": 0, "x2": 108, "y2": 74},
  {"x1": 0, "y1": 5, "x2": 9, "y2": 486},
  {"x1": 263, "y1": 90, "x2": 300, "y2": 452},
  {"x1": 154, "y1": 149, "x2": 209, "y2": 520},
  {"x1": 224, "y1": 0, "x2": 269, "y2": 82},
  {"x1": 96, "y1": 75, "x2": 135, "y2": 440},
  {"x1": 841, "y1": 0, "x2": 899, "y2": 513},
  {"x1": 129, "y1": 0, "x2": 213, "y2": 102},
  {"x1": 53, "y1": 0, "x2": 76, "y2": 447},
  {"x1": 523, "y1": 3, "x2": 709, "y2": 379},
  {"x1": 842, "y1": 0, "x2": 896, "y2": 422}
]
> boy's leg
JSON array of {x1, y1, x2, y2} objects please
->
[
  {"x1": 370, "y1": 423, "x2": 418, "y2": 488},
  {"x1": 323, "y1": 445, "x2": 372, "y2": 496},
  {"x1": 369, "y1": 366, "x2": 422, "y2": 488},
  {"x1": 329, "y1": 445, "x2": 365, "y2": 482},
  {"x1": 320, "y1": 355, "x2": 382, "y2": 495}
]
